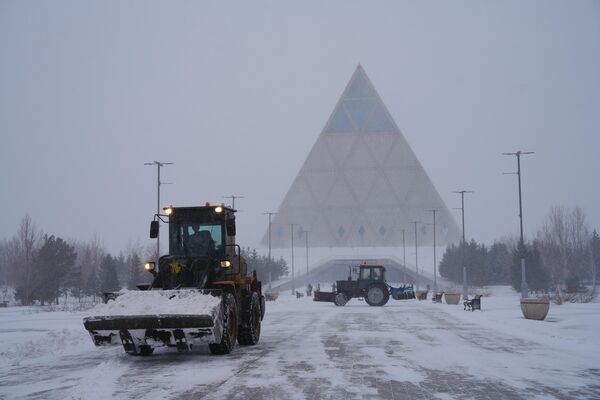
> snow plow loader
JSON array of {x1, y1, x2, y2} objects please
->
[{"x1": 83, "y1": 204, "x2": 265, "y2": 356}]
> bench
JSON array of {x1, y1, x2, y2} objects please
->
[{"x1": 463, "y1": 294, "x2": 482, "y2": 311}]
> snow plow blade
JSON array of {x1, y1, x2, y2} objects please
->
[
  {"x1": 83, "y1": 289, "x2": 223, "y2": 355},
  {"x1": 313, "y1": 291, "x2": 336, "y2": 302}
]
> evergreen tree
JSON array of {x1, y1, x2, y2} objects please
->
[
  {"x1": 63, "y1": 263, "x2": 83, "y2": 302},
  {"x1": 488, "y1": 242, "x2": 512, "y2": 284},
  {"x1": 242, "y1": 248, "x2": 288, "y2": 283},
  {"x1": 466, "y1": 239, "x2": 488, "y2": 286},
  {"x1": 30, "y1": 235, "x2": 77, "y2": 305},
  {"x1": 511, "y1": 241, "x2": 549, "y2": 293},
  {"x1": 439, "y1": 243, "x2": 462, "y2": 283},
  {"x1": 99, "y1": 254, "x2": 120, "y2": 292}
]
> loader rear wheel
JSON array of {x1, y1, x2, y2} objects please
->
[
  {"x1": 209, "y1": 293, "x2": 237, "y2": 355},
  {"x1": 365, "y1": 284, "x2": 389, "y2": 306},
  {"x1": 238, "y1": 292, "x2": 261, "y2": 346}
]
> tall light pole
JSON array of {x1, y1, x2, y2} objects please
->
[
  {"x1": 411, "y1": 221, "x2": 420, "y2": 290},
  {"x1": 503, "y1": 151, "x2": 534, "y2": 299},
  {"x1": 402, "y1": 229, "x2": 407, "y2": 283},
  {"x1": 305, "y1": 230, "x2": 310, "y2": 284},
  {"x1": 263, "y1": 212, "x2": 276, "y2": 289},
  {"x1": 222, "y1": 195, "x2": 244, "y2": 210},
  {"x1": 263, "y1": 212, "x2": 276, "y2": 262},
  {"x1": 144, "y1": 161, "x2": 173, "y2": 264},
  {"x1": 453, "y1": 190, "x2": 473, "y2": 300},
  {"x1": 429, "y1": 209, "x2": 439, "y2": 293},
  {"x1": 290, "y1": 223, "x2": 295, "y2": 295}
]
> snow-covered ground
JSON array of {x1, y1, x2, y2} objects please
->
[{"x1": 1, "y1": 287, "x2": 599, "y2": 400}]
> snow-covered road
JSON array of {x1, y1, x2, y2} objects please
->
[{"x1": 1, "y1": 287, "x2": 599, "y2": 400}]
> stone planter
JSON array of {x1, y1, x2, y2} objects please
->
[
  {"x1": 520, "y1": 298, "x2": 550, "y2": 321},
  {"x1": 444, "y1": 293, "x2": 461, "y2": 305}
]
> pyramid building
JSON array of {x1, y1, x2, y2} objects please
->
[{"x1": 265, "y1": 65, "x2": 461, "y2": 248}]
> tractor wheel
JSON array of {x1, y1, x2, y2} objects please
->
[
  {"x1": 365, "y1": 284, "x2": 389, "y2": 306},
  {"x1": 334, "y1": 293, "x2": 348, "y2": 306},
  {"x1": 238, "y1": 292, "x2": 262, "y2": 346},
  {"x1": 209, "y1": 293, "x2": 238, "y2": 355}
]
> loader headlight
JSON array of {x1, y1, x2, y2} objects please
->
[
  {"x1": 215, "y1": 206, "x2": 223, "y2": 213},
  {"x1": 163, "y1": 207, "x2": 173, "y2": 215},
  {"x1": 220, "y1": 260, "x2": 231, "y2": 268},
  {"x1": 144, "y1": 262, "x2": 156, "y2": 272}
]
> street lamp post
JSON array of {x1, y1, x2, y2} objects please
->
[
  {"x1": 402, "y1": 229, "x2": 407, "y2": 283},
  {"x1": 429, "y1": 209, "x2": 439, "y2": 293},
  {"x1": 263, "y1": 212, "x2": 276, "y2": 289},
  {"x1": 503, "y1": 151, "x2": 534, "y2": 299},
  {"x1": 453, "y1": 190, "x2": 473, "y2": 300},
  {"x1": 305, "y1": 230, "x2": 310, "y2": 283},
  {"x1": 411, "y1": 221, "x2": 420, "y2": 290},
  {"x1": 222, "y1": 195, "x2": 244, "y2": 210},
  {"x1": 290, "y1": 223, "x2": 295, "y2": 295},
  {"x1": 144, "y1": 161, "x2": 173, "y2": 264}
]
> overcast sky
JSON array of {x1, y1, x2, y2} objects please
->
[{"x1": 1, "y1": 1, "x2": 599, "y2": 255}]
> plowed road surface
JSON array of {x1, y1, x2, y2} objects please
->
[{"x1": 1, "y1": 289, "x2": 599, "y2": 399}]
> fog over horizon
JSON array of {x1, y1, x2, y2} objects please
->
[{"x1": 1, "y1": 1, "x2": 599, "y2": 256}]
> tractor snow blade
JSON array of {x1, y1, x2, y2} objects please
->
[{"x1": 313, "y1": 291, "x2": 337, "y2": 302}]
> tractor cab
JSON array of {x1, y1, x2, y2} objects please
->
[{"x1": 337, "y1": 264, "x2": 387, "y2": 299}]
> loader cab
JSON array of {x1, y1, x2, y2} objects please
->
[{"x1": 165, "y1": 205, "x2": 236, "y2": 259}]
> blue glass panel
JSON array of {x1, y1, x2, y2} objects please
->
[
  {"x1": 325, "y1": 107, "x2": 356, "y2": 134},
  {"x1": 365, "y1": 102, "x2": 397, "y2": 133},
  {"x1": 344, "y1": 99, "x2": 376, "y2": 131}
]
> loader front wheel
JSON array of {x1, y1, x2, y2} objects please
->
[
  {"x1": 209, "y1": 293, "x2": 238, "y2": 355},
  {"x1": 238, "y1": 292, "x2": 261, "y2": 346}
]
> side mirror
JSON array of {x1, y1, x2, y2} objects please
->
[
  {"x1": 149, "y1": 221, "x2": 159, "y2": 238},
  {"x1": 226, "y1": 218, "x2": 236, "y2": 236}
]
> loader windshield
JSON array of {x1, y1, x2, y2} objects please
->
[{"x1": 169, "y1": 222, "x2": 223, "y2": 257}]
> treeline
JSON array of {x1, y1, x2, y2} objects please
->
[
  {"x1": 440, "y1": 206, "x2": 599, "y2": 299},
  {"x1": 0, "y1": 215, "x2": 154, "y2": 305},
  {"x1": 241, "y1": 247, "x2": 288, "y2": 284}
]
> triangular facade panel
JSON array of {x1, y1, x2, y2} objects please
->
[{"x1": 264, "y1": 65, "x2": 461, "y2": 248}]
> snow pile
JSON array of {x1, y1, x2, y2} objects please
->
[
  {"x1": 87, "y1": 290, "x2": 222, "y2": 316},
  {"x1": 0, "y1": 285, "x2": 16, "y2": 305},
  {"x1": 0, "y1": 328, "x2": 88, "y2": 366}
]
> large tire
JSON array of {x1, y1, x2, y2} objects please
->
[
  {"x1": 238, "y1": 292, "x2": 262, "y2": 346},
  {"x1": 209, "y1": 293, "x2": 238, "y2": 355},
  {"x1": 365, "y1": 284, "x2": 389, "y2": 306},
  {"x1": 334, "y1": 293, "x2": 348, "y2": 306}
]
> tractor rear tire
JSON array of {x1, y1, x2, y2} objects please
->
[
  {"x1": 334, "y1": 293, "x2": 348, "y2": 306},
  {"x1": 238, "y1": 292, "x2": 261, "y2": 346},
  {"x1": 209, "y1": 293, "x2": 238, "y2": 355},
  {"x1": 365, "y1": 284, "x2": 389, "y2": 306}
]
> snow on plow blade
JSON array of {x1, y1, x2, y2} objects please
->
[{"x1": 83, "y1": 289, "x2": 223, "y2": 355}]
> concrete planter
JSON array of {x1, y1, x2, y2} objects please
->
[
  {"x1": 444, "y1": 293, "x2": 461, "y2": 305},
  {"x1": 520, "y1": 298, "x2": 550, "y2": 321}
]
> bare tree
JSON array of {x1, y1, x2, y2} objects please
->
[
  {"x1": 13, "y1": 215, "x2": 41, "y2": 305},
  {"x1": 537, "y1": 206, "x2": 591, "y2": 302}
]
